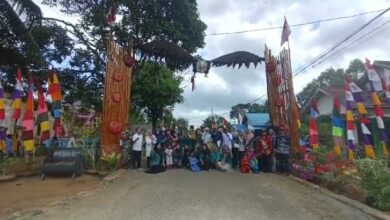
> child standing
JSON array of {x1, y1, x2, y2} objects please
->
[{"x1": 165, "y1": 144, "x2": 173, "y2": 170}]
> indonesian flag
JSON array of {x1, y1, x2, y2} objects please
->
[{"x1": 280, "y1": 17, "x2": 291, "y2": 46}]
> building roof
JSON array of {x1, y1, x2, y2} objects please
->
[
  {"x1": 245, "y1": 113, "x2": 270, "y2": 129},
  {"x1": 305, "y1": 86, "x2": 390, "y2": 112}
]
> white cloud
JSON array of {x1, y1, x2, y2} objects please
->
[{"x1": 176, "y1": 0, "x2": 390, "y2": 126}]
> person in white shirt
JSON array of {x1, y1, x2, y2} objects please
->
[
  {"x1": 145, "y1": 129, "x2": 157, "y2": 169},
  {"x1": 202, "y1": 127, "x2": 214, "y2": 150},
  {"x1": 132, "y1": 128, "x2": 144, "y2": 170},
  {"x1": 221, "y1": 128, "x2": 232, "y2": 164}
]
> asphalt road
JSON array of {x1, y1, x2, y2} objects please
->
[{"x1": 23, "y1": 170, "x2": 375, "y2": 220}]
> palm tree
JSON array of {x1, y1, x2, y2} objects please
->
[{"x1": 0, "y1": 0, "x2": 46, "y2": 66}]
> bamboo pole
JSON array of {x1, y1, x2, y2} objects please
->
[{"x1": 100, "y1": 36, "x2": 133, "y2": 155}]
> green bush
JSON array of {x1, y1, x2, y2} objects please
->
[
  {"x1": 101, "y1": 153, "x2": 121, "y2": 171},
  {"x1": 356, "y1": 158, "x2": 390, "y2": 211}
]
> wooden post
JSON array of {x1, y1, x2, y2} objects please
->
[{"x1": 100, "y1": 36, "x2": 134, "y2": 155}]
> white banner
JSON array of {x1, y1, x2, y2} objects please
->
[{"x1": 377, "y1": 116, "x2": 385, "y2": 129}]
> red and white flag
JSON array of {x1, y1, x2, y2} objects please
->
[
  {"x1": 106, "y1": 7, "x2": 116, "y2": 26},
  {"x1": 280, "y1": 17, "x2": 291, "y2": 46}
]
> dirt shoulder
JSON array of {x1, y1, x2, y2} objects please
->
[{"x1": 0, "y1": 174, "x2": 102, "y2": 216}]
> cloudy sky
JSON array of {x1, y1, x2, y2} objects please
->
[{"x1": 38, "y1": 0, "x2": 390, "y2": 126}]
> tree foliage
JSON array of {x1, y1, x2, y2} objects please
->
[
  {"x1": 1, "y1": 0, "x2": 206, "y2": 110},
  {"x1": 0, "y1": 0, "x2": 74, "y2": 91},
  {"x1": 202, "y1": 115, "x2": 231, "y2": 129},
  {"x1": 296, "y1": 59, "x2": 366, "y2": 108},
  {"x1": 229, "y1": 102, "x2": 268, "y2": 120},
  {"x1": 132, "y1": 63, "x2": 183, "y2": 129}
]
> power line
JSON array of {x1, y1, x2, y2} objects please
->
[
  {"x1": 293, "y1": 7, "x2": 390, "y2": 77},
  {"x1": 206, "y1": 8, "x2": 387, "y2": 36},
  {"x1": 310, "y1": 19, "x2": 390, "y2": 69}
]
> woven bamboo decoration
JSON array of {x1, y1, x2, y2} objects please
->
[{"x1": 100, "y1": 36, "x2": 133, "y2": 156}]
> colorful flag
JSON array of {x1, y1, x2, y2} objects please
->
[
  {"x1": 380, "y1": 68, "x2": 390, "y2": 102},
  {"x1": 344, "y1": 79, "x2": 357, "y2": 160},
  {"x1": 366, "y1": 59, "x2": 388, "y2": 156},
  {"x1": 36, "y1": 81, "x2": 51, "y2": 148},
  {"x1": 366, "y1": 58, "x2": 382, "y2": 92},
  {"x1": 191, "y1": 74, "x2": 195, "y2": 91},
  {"x1": 0, "y1": 78, "x2": 5, "y2": 152},
  {"x1": 292, "y1": 97, "x2": 301, "y2": 128},
  {"x1": 11, "y1": 68, "x2": 23, "y2": 121},
  {"x1": 22, "y1": 74, "x2": 35, "y2": 152},
  {"x1": 48, "y1": 69, "x2": 63, "y2": 137},
  {"x1": 345, "y1": 74, "x2": 367, "y2": 114},
  {"x1": 0, "y1": 78, "x2": 5, "y2": 125},
  {"x1": 332, "y1": 97, "x2": 343, "y2": 156},
  {"x1": 309, "y1": 101, "x2": 319, "y2": 149},
  {"x1": 345, "y1": 73, "x2": 375, "y2": 158},
  {"x1": 280, "y1": 17, "x2": 291, "y2": 46}
]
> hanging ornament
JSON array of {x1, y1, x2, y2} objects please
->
[
  {"x1": 272, "y1": 76, "x2": 282, "y2": 86},
  {"x1": 112, "y1": 93, "x2": 121, "y2": 103},
  {"x1": 124, "y1": 54, "x2": 135, "y2": 67},
  {"x1": 113, "y1": 72, "x2": 123, "y2": 82},
  {"x1": 266, "y1": 59, "x2": 277, "y2": 72},
  {"x1": 275, "y1": 94, "x2": 284, "y2": 106},
  {"x1": 108, "y1": 121, "x2": 123, "y2": 135}
]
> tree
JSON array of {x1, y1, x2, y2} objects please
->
[
  {"x1": 40, "y1": 0, "x2": 207, "y2": 109},
  {"x1": 0, "y1": 1, "x2": 74, "y2": 93},
  {"x1": 297, "y1": 67, "x2": 344, "y2": 108},
  {"x1": 346, "y1": 59, "x2": 366, "y2": 81},
  {"x1": 229, "y1": 102, "x2": 268, "y2": 120},
  {"x1": 0, "y1": 0, "x2": 43, "y2": 66},
  {"x1": 202, "y1": 115, "x2": 231, "y2": 130},
  {"x1": 131, "y1": 62, "x2": 183, "y2": 129},
  {"x1": 173, "y1": 118, "x2": 189, "y2": 132}
]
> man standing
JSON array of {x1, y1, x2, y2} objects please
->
[
  {"x1": 120, "y1": 123, "x2": 132, "y2": 168},
  {"x1": 221, "y1": 128, "x2": 232, "y2": 164},
  {"x1": 275, "y1": 125, "x2": 291, "y2": 175},
  {"x1": 132, "y1": 128, "x2": 143, "y2": 170}
]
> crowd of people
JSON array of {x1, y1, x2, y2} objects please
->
[{"x1": 121, "y1": 123, "x2": 292, "y2": 175}]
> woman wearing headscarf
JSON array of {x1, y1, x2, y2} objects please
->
[{"x1": 256, "y1": 130, "x2": 273, "y2": 173}]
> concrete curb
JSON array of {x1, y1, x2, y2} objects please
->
[{"x1": 289, "y1": 176, "x2": 390, "y2": 220}]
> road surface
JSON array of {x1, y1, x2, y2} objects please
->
[{"x1": 15, "y1": 170, "x2": 376, "y2": 220}]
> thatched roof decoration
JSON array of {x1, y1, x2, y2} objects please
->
[
  {"x1": 137, "y1": 40, "x2": 195, "y2": 64},
  {"x1": 211, "y1": 51, "x2": 265, "y2": 68}
]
